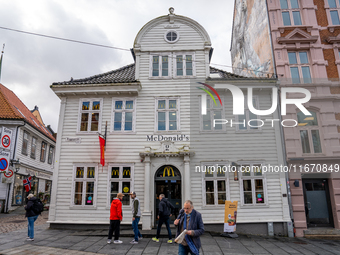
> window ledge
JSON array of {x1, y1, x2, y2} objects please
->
[
  {"x1": 240, "y1": 204, "x2": 269, "y2": 208},
  {"x1": 202, "y1": 205, "x2": 227, "y2": 208},
  {"x1": 69, "y1": 205, "x2": 97, "y2": 210},
  {"x1": 235, "y1": 130, "x2": 262, "y2": 134},
  {"x1": 149, "y1": 76, "x2": 172, "y2": 80},
  {"x1": 278, "y1": 25, "x2": 313, "y2": 33},
  {"x1": 76, "y1": 131, "x2": 101, "y2": 135},
  {"x1": 199, "y1": 130, "x2": 226, "y2": 134},
  {"x1": 110, "y1": 131, "x2": 137, "y2": 135},
  {"x1": 327, "y1": 25, "x2": 340, "y2": 33},
  {"x1": 154, "y1": 131, "x2": 182, "y2": 135}
]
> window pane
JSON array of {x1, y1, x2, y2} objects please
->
[
  {"x1": 300, "y1": 130, "x2": 311, "y2": 153},
  {"x1": 186, "y1": 55, "x2": 193, "y2": 76},
  {"x1": 169, "y1": 112, "x2": 177, "y2": 130},
  {"x1": 205, "y1": 166, "x2": 214, "y2": 177},
  {"x1": 115, "y1": 101, "x2": 123, "y2": 109},
  {"x1": 48, "y1": 146, "x2": 54, "y2": 164},
  {"x1": 126, "y1": 100, "x2": 133, "y2": 109},
  {"x1": 111, "y1": 167, "x2": 120, "y2": 178},
  {"x1": 280, "y1": 0, "x2": 288, "y2": 9},
  {"x1": 297, "y1": 111, "x2": 318, "y2": 126},
  {"x1": 203, "y1": 111, "x2": 211, "y2": 130},
  {"x1": 74, "y1": 182, "x2": 83, "y2": 205},
  {"x1": 302, "y1": 66, "x2": 311, "y2": 83},
  {"x1": 290, "y1": 67, "x2": 300, "y2": 84},
  {"x1": 87, "y1": 167, "x2": 95, "y2": 178},
  {"x1": 80, "y1": 113, "x2": 88, "y2": 131},
  {"x1": 293, "y1": 11, "x2": 302, "y2": 25},
  {"x1": 299, "y1": 52, "x2": 308, "y2": 64},
  {"x1": 329, "y1": 0, "x2": 337, "y2": 8},
  {"x1": 206, "y1": 193, "x2": 214, "y2": 205},
  {"x1": 158, "y1": 100, "x2": 165, "y2": 109},
  {"x1": 169, "y1": 100, "x2": 176, "y2": 109},
  {"x1": 86, "y1": 182, "x2": 94, "y2": 205},
  {"x1": 217, "y1": 166, "x2": 225, "y2": 177},
  {"x1": 92, "y1": 101, "x2": 100, "y2": 110},
  {"x1": 243, "y1": 180, "x2": 253, "y2": 204},
  {"x1": 218, "y1": 193, "x2": 226, "y2": 205},
  {"x1": 111, "y1": 182, "x2": 119, "y2": 193},
  {"x1": 331, "y1": 11, "x2": 340, "y2": 25},
  {"x1": 214, "y1": 111, "x2": 222, "y2": 130},
  {"x1": 82, "y1": 102, "x2": 90, "y2": 110},
  {"x1": 31, "y1": 137, "x2": 36, "y2": 158},
  {"x1": 282, "y1": 12, "x2": 291, "y2": 26},
  {"x1": 40, "y1": 142, "x2": 46, "y2": 162},
  {"x1": 114, "y1": 112, "x2": 122, "y2": 131},
  {"x1": 125, "y1": 112, "x2": 133, "y2": 131},
  {"x1": 311, "y1": 130, "x2": 322, "y2": 153},
  {"x1": 242, "y1": 166, "x2": 251, "y2": 176},
  {"x1": 254, "y1": 165, "x2": 262, "y2": 176},
  {"x1": 122, "y1": 182, "x2": 130, "y2": 205},
  {"x1": 291, "y1": 0, "x2": 299, "y2": 8},
  {"x1": 255, "y1": 179, "x2": 264, "y2": 204},
  {"x1": 91, "y1": 113, "x2": 99, "y2": 131},
  {"x1": 177, "y1": 55, "x2": 183, "y2": 76},
  {"x1": 76, "y1": 167, "x2": 84, "y2": 178},
  {"x1": 218, "y1": 180, "x2": 226, "y2": 192},
  {"x1": 288, "y1": 52, "x2": 297, "y2": 64},
  {"x1": 123, "y1": 167, "x2": 131, "y2": 178},
  {"x1": 158, "y1": 112, "x2": 166, "y2": 130},
  {"x1": 249, "y1": 108, "x2": 258, "y2": 130},
  {"x1": 238, "y1": 114, "x2": 246, "y2": 130},
  {"x1": 153, "y1": 56, "x2": 159, "y2": 76},
  {"x1": 162, "y1": 56, "x2": 168, "y2": 76}
]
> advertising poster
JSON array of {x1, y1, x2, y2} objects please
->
[{"x1": 224, "y1": 201, "x2": 238, "y2": 233}]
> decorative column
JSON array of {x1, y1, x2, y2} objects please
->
[
  {"x1": 142, "y1": 155, "x2": 152, "y2": 230},
  {"x1": 184, "y1": 152, "x2": 191, "y2": 202}
]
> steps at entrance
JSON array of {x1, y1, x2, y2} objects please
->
[{"x1": 304, "y1": 228, "x2": 340, "y2": 239}]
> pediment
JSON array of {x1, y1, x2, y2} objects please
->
[
  {"x1": 277, "y1": 28, "x2": 318, "y2": 44},
  {"x1": 327, "y1": 34, "x2": 340, "y2": 43}
]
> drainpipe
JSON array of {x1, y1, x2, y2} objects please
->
[{"x1": 5, "y1": 122, "x2": 25, "y2": 213}]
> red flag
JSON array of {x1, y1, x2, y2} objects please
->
[
  {"x1": 23, "y1": 176, "x2": 32, "y2": 192},
  {"x1": 99, "y1": 136, "x2": 105, "y2": 166}
]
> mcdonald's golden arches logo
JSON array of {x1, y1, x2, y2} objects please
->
[
  {"x1": 123, "y1": 168, "x2": 131, "y2": 177},
  {"x1": 111, "y1": 168, "x2": 119, "y2": 177},
  {"x1": 163, "y1": 166, "x2": 175, "y2": 177}
]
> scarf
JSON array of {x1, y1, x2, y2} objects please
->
[{"x1": 184, "y1": 213, "x2": 199, "y2": 255}]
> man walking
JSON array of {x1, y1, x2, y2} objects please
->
[
  {"x1": 25, "y1": 193, "x2": 39, "y2": 241},
  {"x1": 174, "y1": 200, "x2": 204, "y2": 255},
  {"x1": 130, "y1": 191, "x2": 142, "y2": 244},
  {"x1": 107, "y1": 193, "x2": 124, "y2": 244},
  {"x1": 152, "y1": 194, "x2": 175, "y2": 243}
]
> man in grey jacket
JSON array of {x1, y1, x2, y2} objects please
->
[{"x1": 129, "y1": 191, "x2": 142, "y2": 244}]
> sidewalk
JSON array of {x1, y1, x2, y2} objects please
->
[{"x1": 1, "y1": 222, "x2": 340, "y2": 254}]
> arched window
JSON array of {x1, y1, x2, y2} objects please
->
[
  {"x1": 297, "y1": 111, "x2": 322, "y2": 153},
  {"x1": 155, "y1": 165, "x2": 181, "y2": 179}
]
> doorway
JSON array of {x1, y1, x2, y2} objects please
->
[
  {"x1": 154, "y1": 165, "x2": 182, "y2": 225},
  {"x1": 303, "y1": 179, "x2": 333, "y2": 228}
]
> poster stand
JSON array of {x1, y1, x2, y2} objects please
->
[{"x1": 222, "y1": 200, "x2": 238, "y2": 238}]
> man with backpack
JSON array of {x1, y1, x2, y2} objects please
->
[
  {"x1": 152, "y1": 194, "x2": 175, "y2": 243},
  {"x1": 25, "y1": 193, "x2": 43, "y2": 241}
]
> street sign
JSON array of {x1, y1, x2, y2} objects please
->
[
  {"x1": 4, "y1": 169, "x2": 13, "y2": 178},
  {"x1": 0, "y1": 150, "x2": 10, "y2": 172},
  {"x1": 0, "y1": 127, "x2": 13, "y2": 150}
]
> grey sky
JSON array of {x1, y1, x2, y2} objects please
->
[{"x1": 0, "y1": 0, "x2": 234, "y2": 130}]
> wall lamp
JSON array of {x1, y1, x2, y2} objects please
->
[{"x1": 231, "y1": 162, "x2": 239, "y2": 181}]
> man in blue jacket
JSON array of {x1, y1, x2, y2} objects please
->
[{"x1": 174, "y1": 200, "x2": 204, "y2": 255}]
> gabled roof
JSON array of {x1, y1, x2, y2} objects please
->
[
  {"x1": 52, "y1": 64, "x2": 137, "y2": 85},
  {"x1": 0, "y1": 84, "x2": 56, "y2": 142}
]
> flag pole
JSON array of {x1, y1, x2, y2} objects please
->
[{"x1": 0, "y1": 43, "x2": 5, "y2": 82}]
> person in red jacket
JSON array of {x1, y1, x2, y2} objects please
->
[{"x1": 107, "y1": 193, "x2": 124, "y2": 244}]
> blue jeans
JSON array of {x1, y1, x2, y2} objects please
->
[
  {"x1": 178, "y1": 244, "x2": 195, "y2": 255},
  {"x1": 156, "y1": 215, "x2": 172, "y2": 239},
  {"x1": 132, "y1": 217, "x2": 142, "y2": 241},
  {"x1": 27, "y1": 215, "x2": 38, "y2": 239}
]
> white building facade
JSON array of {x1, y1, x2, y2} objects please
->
[{"x1": 49, "y1": 9, "x2": 291, "y2": 235}]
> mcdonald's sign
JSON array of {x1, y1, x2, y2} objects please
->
[
  {"x1": 87, "y1": 168, "x2": 95, "y2": 178},
  {"x1": 163, "y1": 166, "x2": 175, "y2": 177},
  {"x1": 76, "y1": 168, "x2": 84, "y2": 178},
  {"x1": 123, "y1": 168, "x2": 131, "y2": 177},
  {"x1": 111, "y1": 168, "x2": 119, "y2": 178}
]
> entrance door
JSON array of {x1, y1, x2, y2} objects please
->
[
  {"x1": 303, "y1": 179, "x2": 333, "y2": 228},
  {"x1": 155, "y1": 165, "x2": 182, "y2": 225}
]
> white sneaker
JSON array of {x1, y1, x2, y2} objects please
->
[
  {"x1": 139, "y1": 237, "x2": 143, "y2": 240},
  {"x1": 26, "y1": 238, "x2": 34, "y2": 241},
  {"x1": 130, "y1": 240, "x2": 138, "y2": 244},
  {"x1": 107, "y1": 239, "x2": 112, "y2": 244},
  {"x1": 114, "y1": 240, "x2": 123, "y2": 244}
]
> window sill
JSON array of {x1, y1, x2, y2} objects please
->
[
  {"x1": 69, "y1": 205, "x2": 97, "y2": 209},
  {"x1": 235, "y1": 130, "x2": 262, "y2": 134},
  {"x1": 301, "y1": 153, "x2": 325, "y2": 157},
  {"x1": 328, "y1": 25, "x2": 340, "y2": 33},
  {"x1": 199, "y1": 130, "x2": 226, "y2": 133},
  {"x1": 154, "y1": 131, "x2": 182, "y2": 134},
  {"x1": 149, "y1": 76, "x2": 172, "y2": 80},
  {"x1": 76, "y1": 131, "x2": 101, "y2": 135},
  {"x1": 110, "y1": 131, "x2": 136, "y2": 135},
  {"x1": 240, "y1": 204, "x2": 269, "y2": 208},
  {"x1": 278, "y1": 25, "x2": 312, "y2": 33}
]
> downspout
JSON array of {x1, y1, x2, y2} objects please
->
[{"x1": 5, "y1": 122, "x2": 25, "y2": 213}]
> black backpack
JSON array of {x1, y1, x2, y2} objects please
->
[{"x1": 32, "y1": 199, "x2": 44, "y2": 214}]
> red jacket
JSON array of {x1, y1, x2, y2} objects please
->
[{"x1": 110, "y1": 198, "x2": 123, "y2": 221}]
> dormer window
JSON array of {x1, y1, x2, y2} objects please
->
[{"x1": 280, "y1": 0, "x2": 302, "y2": 26}]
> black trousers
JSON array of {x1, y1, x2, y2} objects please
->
[
  {"x1": 108, "y1": 220, "x2": 120, "y2": 240},
  {"x1": 156, "y1": 215, "x2": 172, "y2": 239}
]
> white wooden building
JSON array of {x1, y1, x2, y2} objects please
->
[{"x1": 49, "y1": 8, "x2": 291, "y2": 235}]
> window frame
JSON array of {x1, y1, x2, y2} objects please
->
[
  {"x1": 107, "y1": 164, "x2": 134, "y2": 208},
  {"x1": 30, "y1": 137, "x2": 37, "y2": 159},
  {"x1": 199, "y1": 95, "x2": 226, "y2": 132},
  {"x1": 173, "y1": 53, "x2": 196, "y2": 78},
  {"x1": 326, "y1": 0, "x2": 340, "y2": 25},
  {"x1": 71, "y1": 164, "x2": 98, "y2": 208},
  {"x1": 155, "y1": 97, "x2": 180, "y2": 132},
  {"x1": 164, "y1": 30, "x2": 180, "y2": 43},
  {"x1": 288, "y1": 51, "x2": 312, "y2": 84},
  {"x1": 280, "y1": 0, "x2": 302, "y2": 26},
  {"x1": 235, "y1": 95, "x2": 262, "y2": 133},
  {"x1": 149, "y1": 53, "x2": 172, "y2": 78},
  {"x1": 297, "y1": 110, "x2": 323, "y2": 155},
  {"x1": 239, "y1": 162, "x2": 268, "y2": 207},
  {"x1": 22, "y1": 131, "x2": 29, "y2": 155},
  {"x1": 77, "y1": 98, "x2": 103, "y2": 134},
  {"x1": 201, "y1": 162, "x2": 230, "y2": 207},
  {"x1": 40, "y1": 141, "x2": 47, "y2": 162},
  {"x1": 47, "y1": 145, "x2": 54, "y2": 165},
  {"x1": 111, "y1": 98, "x2": 136, "y2": 133}
]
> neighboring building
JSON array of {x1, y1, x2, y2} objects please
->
[
  {"x1": 49, "y1": 8, "x2": 291, "y2": 236},
  {"x1": 0, "y1": 84, "x2": 56, "y2": 212},
  {"x1": 231, "y1": 0, "x2": 340, "y2": 237}
]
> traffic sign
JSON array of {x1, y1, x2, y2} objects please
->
[
  {"x1": 4, "y1": 169, "x2": 13, "y2": 178},
  {"x1": 0, "y1": 151, "x2": 10, "y2": 172},
  {"x1": 0, "y1": 127, "x2": 13, "y2": 150}
]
